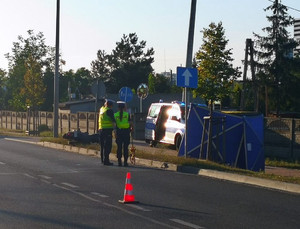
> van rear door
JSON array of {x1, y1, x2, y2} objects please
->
[
  {"x1": 164, "y1": 105, "x2": 183, "y2": 144},
  {"x1": 145, "y1": 104, "x2": 162, "y2": 142},
  {"x1": 154, "y1": 105, "x2": 172, "y2": 141}
]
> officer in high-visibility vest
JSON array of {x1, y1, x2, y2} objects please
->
[
  {"x1": 114, "y1": 101, "x2": 132, "y2": 167},
  {"x1": 98, "y1": 99, "x2": 116, "y2": 166}
]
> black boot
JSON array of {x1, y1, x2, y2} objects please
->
[{"x1": 104, "y1": 160, "x2": 113, "y2": 166}]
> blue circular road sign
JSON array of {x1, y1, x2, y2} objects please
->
[{"x1": 119, "y1": 87, "x2": 133, "y2": 102}]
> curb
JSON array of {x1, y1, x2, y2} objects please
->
[
  {"x1": 38, "y1": 141, "x2": 99, "y2": 157},
  {"x1": 4, "y1": 138, "x2": 300, "y2": 194}
]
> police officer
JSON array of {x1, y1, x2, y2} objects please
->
[
  {"x1": 114, "y1": 101, "x2": 132, "y2": 167},
  {"x1": 98, "y1": 99, "x2": 116, "y2": 166}
]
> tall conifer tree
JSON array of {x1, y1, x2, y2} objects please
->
[{"x1": 253, "y1": 0, "x2": 298, "y2": 115}]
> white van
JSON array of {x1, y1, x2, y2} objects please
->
[{"x1": 145, "y1": 101, "x2": 186, "y2": 149}]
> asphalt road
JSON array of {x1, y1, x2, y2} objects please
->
[{"x1": 0, "y1": 136, "x2": 299, "y2": 229}]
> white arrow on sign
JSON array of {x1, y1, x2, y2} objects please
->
[{"x1": 182, "y1": 69, "x2": 192, "y2": 86}]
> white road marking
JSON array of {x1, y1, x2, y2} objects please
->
[
  {"x1": 52, "y1": 183, "x2": 179, "y2": 229},
  {"x1": 24, "y1": 173, "x2": 37, "y2": 179},
  {"x1": 41, "y1": 179, "x2": 51, "y2": 184},
  {"x1": 126, "y1": 204, "x2": 152, "y2": 212},
  {"x1": 54, "y1": 184, "x2": 102, "y2": 202},
  {"x1": 4, "y1": 138, "x2": 36, "y2": 144},
  {"x1": 61, "y1": 182, "x2": 78, "y2": 188},
  {"x1": 38, "y1": 175, "x2": 52, "y2": 180},
  {"x1": 91, "y1": 192, "x2": 109, "y2": 198},
  {"x1": 170, "y1": 219, "x2": 205, "y2": 229},
  {"x1": 0, "y1": 161, "x2": 6, "y2": 165},
  {"x1": 50, "y1": 170, "x2": 79, "y2": 174}
]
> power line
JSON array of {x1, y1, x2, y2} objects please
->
[{"x1": 267, "y1": 0, "x2": 300, "y2": 13}]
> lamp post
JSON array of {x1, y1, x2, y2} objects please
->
[
  {"x1": 53, "y1": 0, "x2": 60, "y2": 137},
  {"x1": 184, "y1": 0, "x2": 197, "y2": 158}
]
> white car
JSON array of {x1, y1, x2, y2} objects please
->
[{"x1": 145, "y1": 101, "x2": 186, "y2": 150}]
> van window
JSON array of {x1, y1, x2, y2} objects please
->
[
  {"x1": 148, "y1": 105, "x2": 161, "y2": 118},
  {"x1": 180, "y1": 106, "x2": 185, "y2": 120},
  {"x1": 168, "y1": 106, "x2": 181, "y2": 120}
]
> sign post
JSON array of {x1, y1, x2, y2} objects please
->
[
  {"x1": 181, "y1": 0, "x2": 197, "y2": 158},
  {"x1": 177, "y1": 67, "x2": 198, "y2": 158},
  {"x1": 137, "y1": 84, "x2": 148, "y2": 112}
]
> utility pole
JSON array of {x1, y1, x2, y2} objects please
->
[
  {"x1": 275, "y1": 0, "x2": 280, "y2": 116},
  {"x1": 241, "y1": 38, "x2": 257, "y2": 111},
  {"x1": 184, "y1": 0, "x2": 197, "y2": 158},
  {"x1": 182, "y1": 0, "x2": 197, "y2": 103},
  {"x1": 53, "y1": 0, "x2": 60, "y2": 137},
  {"x1": 186, "y1": 0, "x2": 197, "y2": 69}
]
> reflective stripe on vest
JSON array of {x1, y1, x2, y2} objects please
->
[
  {"x1": 114, "y1": 111, "x2": 130, "y2": 129},
  {"x1": 99, "y1": 106, "x2": 114, "y2": 129}
]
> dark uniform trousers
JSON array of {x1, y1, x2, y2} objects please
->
[
  {"x1": 116, "y1": 128, "x2": 130, "y2": 162},
  {"x1": 99, "y1": 128, "x2": 113, "y2": 163}
]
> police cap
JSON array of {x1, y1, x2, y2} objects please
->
[
  {"x1": 105, "y1": 99, "x2": 115, "y2": 107},
  {"x1": 117, "y1": 101, "x2": 126, "y2": 109}
]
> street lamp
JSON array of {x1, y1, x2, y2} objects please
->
[
  {"x1": 53, "y1": 0, "x2": 60, "y2": 137},
  {"x1": 184, "y1": 0, "x2": 197, "y2": 158}
]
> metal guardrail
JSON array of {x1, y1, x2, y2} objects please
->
[
  {"x1": 0, "y1": 110, "x2": 147, "y2": 140},
  {"x1": 0, "y1": 110, "x2": 299, "y2": 159}
]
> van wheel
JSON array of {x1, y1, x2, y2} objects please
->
[{"x1": 175, "y1": 135, "x2": 182, "y2": 150}]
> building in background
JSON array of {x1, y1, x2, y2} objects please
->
[{"x1": 161, "y1": 71, "x2": 176, "y2": 85}]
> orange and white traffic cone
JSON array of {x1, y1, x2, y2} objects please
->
[{"x1": 119, "y1": 172, "x2": 139, "y2": 204}]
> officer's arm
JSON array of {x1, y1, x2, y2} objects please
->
[
  {"x1": 129, "y1": 114, "x2": 133, "y2": 131},
  {"x1": 107, "y1": 109, "x2": 117, "y2": 131},
  {"x1": 107, "y1": 109, "x2": 116, "y2": 123}
]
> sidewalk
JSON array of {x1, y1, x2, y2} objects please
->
[{"x1": 265, "y1": 166, "x2": 300, "y2": 178}]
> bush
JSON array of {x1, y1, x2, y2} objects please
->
[
  {"x1": 38, "y1": 125, "x2": 51, "y2": 132},
  {"x1": 39, "y1": 131, "x2": 53, "y2": 137},
  {"x1": 38, "y1": 125, "x2": 52, "y2": 137}
]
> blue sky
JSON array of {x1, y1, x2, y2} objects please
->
[{"x1": 0, "y1": 0, "x2": 299, "y2": 75}]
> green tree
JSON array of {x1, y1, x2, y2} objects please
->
[
  {"x1": 74, "y1": 67, "x2": 92, "y2": 97},
  {"x1": 90, "y1": 50, "x2": 111, "y2": 83},
  {"x1": 193, "y1": 22, "x2": 240, "y2": 159},
  {"x1": 60, "y1": 68, "x2": 92, "y2": 102},
  {"x1": 148, "y1": 73, "x2": 156, "y2": 94},
  {"x1": 283, "y1": 57, "x2": 300, "y2": 112},
  {"x1": 20, "y1": 55, "x2": 46, "y2": 109},
  {"x1": 253, "y1": 0, "x2": 299, "y2": 114},
  {"x1": 227, "y1": 81, "x2": 243, "y2": 109},
  {"x1": 0, "y1": 68, "x2": 7, "y2": 109},
  {"x1": 193, "y1": 22, "x2": 240, "y2": 109},
  {"x1": 40, "y1": 69, "x2": 54, "y2": 111},
  {"x1": 5, "y1": 30, "x2": 55, "y2": 110},
  {"x1": 148, "y1": 73, "x2": 172, "y2": 94},
  {"x1": 91, "y1": 33, "x2": 154, "y2": 93}
]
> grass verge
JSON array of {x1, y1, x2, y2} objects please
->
[
  {"x1": 40, "y1": 136, "x2": 300, "y2": 185},
  {"x1": 1, "y1": 129, "x2": 299, "y2": 185}
]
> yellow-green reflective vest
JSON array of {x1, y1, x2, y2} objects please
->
[
  {"x1": 98, "y1": 106, "x2": 114, "y2": 129},
  {"x1": 114, "y1": 111, "x2": 130, "y2": 129}
]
